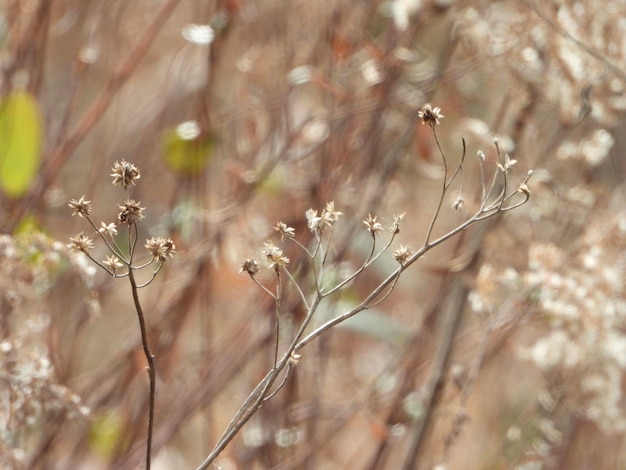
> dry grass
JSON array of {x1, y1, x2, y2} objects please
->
[{"x1": 1, "y1": 1, "x2": 626, "y2": 469}]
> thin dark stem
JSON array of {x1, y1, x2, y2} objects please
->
[
  {"x1": 274, "y1": 270, "x2": 282, "y2": 368},
  {"x1": 424, "y1": 127, "x2": 449, "y2": 245},
  {"x1": 128, "y1": 253, "x2": 156, "y2": 470}
]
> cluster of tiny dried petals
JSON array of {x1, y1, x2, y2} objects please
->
[
  {"x1": 110, "y1": 160, "x2": 141, "y2": 188},
  {"x1": 145, "y1": 237, "x2": 176, "y2": 261},
  {"x1": 262, "y1": 241, "x2": 290, "y2": 271},
  {"x1": 390, "y1": 213, "x2": 405, "y2": 234},
  {"x1": 418, "y1": 103, "x2": 444, "y2": 128},
  {"x1": 452, "y1": 194, "x2": 464, "y2": 212},
  {"x1": 288, "y1": 351, "x2": 302, "y2": 366},
  {"x1": 497, "y1": 154, "x2": 518, "y2": 173},
  {"x1": 118, "y1": 200, "x2": 145, "y2": 224},
  {"x1": 68, "y1": 232, "x2": 94, "y2": 254},
  {"x1": 393, "y1": 244, "x2": 413, "y2": 265},
  {"x1": 68, "y1": 196, "x2": 92, "y2": 218},
  {"x1": 363, "y1": 214, "x2": 384, "y2": 236},
  {"x1": 274, "y1": 222, "x2": 296, "y2": 240},
  {"x1": 240, "y1": 258, "x2": 260, "y2": 275},
  {"x1": 306, "y1": 202, "x2": 343, "y2": 232},
  {"x1": 103, "y1": 254, "x2": 124, "y2": 273},
  {"x1": 99, "y1": 222, "x2": 118, "y2": 238}
]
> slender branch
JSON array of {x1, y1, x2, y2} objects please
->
[
  {"x1": 424, "y1": 127, "x2": 449, "y2": 245},
  {"x1": 127, "y1": 259, "x2": 156, "y2": 470}
]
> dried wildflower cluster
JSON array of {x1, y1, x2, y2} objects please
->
[
  {"x1": 418, "y1": 102, "x2": 444, "y2": 128},
  {"x1": 67, "y1": 160, "x2": 174, "y2": 468},
  {"x1": 0, "y1": 234, "x2": 92, "y2": 468},
  {"x1": 470, "y1": 211, "x2": 626, "y2": 433},
  {"x1": 458, "y1": 2, "x2": 626, "y2": 127},
  {"x1": 241, "y1": 203, "x2": 413, "y2": 278},
  {"x1": 68, "y1": 161, "x2": 175, "y2": 277}
]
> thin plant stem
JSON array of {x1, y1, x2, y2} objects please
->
[
  {"x1": 274, "y1": 269, "x2": 282, "y2": 368},
  {"x1": 424, "y1": 127, "x2": 449, "y2": 245},
  {"x1": 127, "y1": 259, "x2": 156, "y2": 470}
]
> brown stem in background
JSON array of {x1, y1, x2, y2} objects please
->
[{"x1": 11, "y1": 0, "x2": 181, "y2": 229}]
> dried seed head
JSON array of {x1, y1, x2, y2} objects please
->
[
  {"x1": 111, "y1": 160, "x2": 141, "y2": 188},
  {"x1": 452, "y1": 194, "x2": 464, "y2": 212},
  {"x1": 145, "y1": 237, "x2": 176, "y2": 261},
  {"x1": 68, "y1": 196, "x2": 92, "y2": 218},
  {"x1": 262, "y1": 241, "x2": 290, "y2": 271},
  {"x1": 274, "y1": 222, "x2": 296, "y2": 240},
  {"x1": 306, "y1": 202, "x2": 343, "y2": 233},
  {"x1": 390, "y1": 213, "x2": 406, "y2": 235},
  {"x1": 103, "y1": 255, "x2": 124, "y2": 274},
  {"x1": 68, "y1": 232, "x2": 94, "y2": 254},
  {"x1": 99, "y1": 222, "x2": 118, "y2": 238},
  {"x1": 393, "y1": 244, "x2": 413, "y2": 265},
  {"x1": 240, "y1": 258, "x2": 260, "y2": 275},
  {"x1": 118, "y1": 200, "x2": 145, "y2": 224},
  {"x1": 363, "y1": 214, "x2": 384, "y2": 236},
  {"x1": 418, "y1": 103, "x2": 444, "y2": 128}
]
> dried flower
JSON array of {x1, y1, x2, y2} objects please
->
[
  {"x1": 68, "y1": 196, "x2": 92, "y2": 218},
  {"x1": 418, "y1": 103, "x2": 444, "y2": 127},
  {"x1": 306, "y1": 202, "x2": 343, "y2": 233},
  {"x1": 452, "y1": 194, "x2": 464, "y2": 212},
  {"x1": 321, "y1": 201, "x2": 342, "y2": 225},
  {"x1": 240, "y1": 258, "x2": 260, "y2": 275},
  {"x1": 118, "y1": 200, "x2": 145, "y2": 224},
  {"x1": 145, "y1": 237, "x2": 176, "y2": 261},
  {"x1": 498, "y1": 154, "x2": 518, "y2": 173},
  {"x1": 99, "y1": 222, "x2": 118, "y2": 238},
  {"x1": 306, "y1": 209, "x2": 323, "y2": 232},
  {"x1": 262, "y1": 241, "x2": 290, "y2": 271},
  {"x1": 363, "y1": 214, "x2": 384, "y2": 236},
  {"x1": 390, "y1": 213, "x2": 406, "y2": 234},
  {"x1": 274, "y1": 222, "x2": 296, "y2": 240},
  {"x1": 518, "y1": 183, "x2": 531, "y2": 197},
  {"x1": 288, "y1": 351, "x2": 302, "y2": 366},
  {"x1": 393, "y1": 244, "x2": 413, "y2": 265},
  {"x1": 111, "y1": 160, "x2": 141, "y2": 188},
  {"x1": 103, "y1": 255, "x2": 124, "y2": 274},
  {"x1": 68, "y1": 232, "x2": 94, "y2": 254}
]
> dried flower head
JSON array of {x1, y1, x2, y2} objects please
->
[
  {"x1": 518, "y1": 183, "x2": 531, "y2": 197},
  {"x1": 145, "y1": 237, "x2": 176, "y2": 261},
  {"x1": 240, "y1": 258, "x2": 260, "y2": 275},
  {"x1": 118, "y1": 200, "x2": 145, "y2": 224},
  {"x1": 262, "y1": 241, "x2": 290, "y2": 271},
  {"x1": 274, "y1": 222, "x2": 296, "y2": 240},
  {"x1": 68, "y1": 232, "x2": 94, "y2": 254},
  {"x1": 497, "y1": 154, "x2": 518, "y2": 173},
  {"x1": 393, "y1": 244, "x2": 413, "y2": 265},
  {"x1": 306, "y1": 202, "x2": 343, "y2": 233},
  {"x1": 321, "y1": 201, "x2": 342, "y2": 225},
  {"x1": 103, "y1": 255, "x2": 124, "y2": 274},
  {"x1": 390, "y1": 213, "x2": 406, "y2": 235},
  {"x1": 288, "y1": 351, "x2": 302, "y2": 366},
  {"x1": 99, "y1": 222, "x2": 118, "y2": 238},
  {"x1": 452, "y1": 194, "x2": 464, "y2": 212},
  {"x1": 111, "y1": 160, "x2": 141, "y2": 188},
  {"x1": 68, "y1": 196, "x2": 92, "y2": 218},
  {"x1": 363, "y1": 214, "x2": 384, "y2": 236},
  {"x1": 306, "y1": 209, "x2": 323, "y2": 232},
  {"x1": 418, "y1": 103, "x2": 444, "y2": 127}
]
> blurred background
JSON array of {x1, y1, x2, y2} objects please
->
[{"x1": 1, "y1": 0, "x2": 626, "y2": 469}]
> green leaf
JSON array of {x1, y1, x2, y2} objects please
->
[
  {"x1": 163, "y1": 123, "x2": 214, "y2": 175},
  {"x1": 89, "y1": 411, "x2": 127, "y2": 458},
  {"x1": 0, "y1": 91, "x2": 43, "y2": 198}
]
